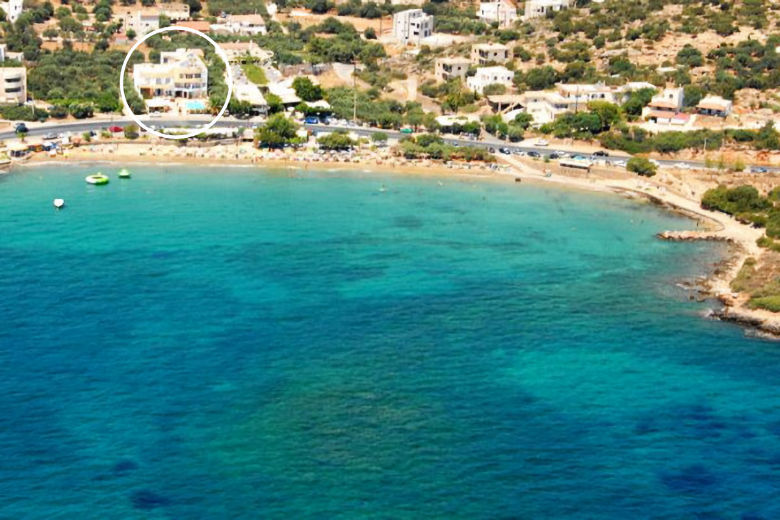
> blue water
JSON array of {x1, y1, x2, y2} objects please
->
[
  {"x1": 186, "y1": 100, "x2": 206, "y2": 111},
  {"x1": 1, "y1": 165, "x2": 779, "y2": 519}
]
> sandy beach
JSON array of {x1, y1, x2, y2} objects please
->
[{"x1": 14, "y1": 139, "x2": 780, "y2": 337}]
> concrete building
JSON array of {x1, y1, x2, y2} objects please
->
[
  {"x1": 643, "y1": 87, "x2": 684, "y2": 120},
  {"x1": 121, "y1": 4, "x2": 190, "y2": 36},
  {"x1": 467, "y1": 66, "x2": 513, "y2": 94},
  {"x1": 233, "y1": 81, "x2": 268, "y2": 114},
  {"x1": 523, "y1": 0, "x2": 571, "y2": 19},
  {"x1": 514, "y1": 82, "x2": 657, "y2": 125},
  {"x1": 0, "y1": 66, "x2": 26, "y2": 104},
  {"x1": 392, "y1": 9, "x2": 433, "y2": 45},
  {"x1": 210, "y1": 14, "x2": 267, "y2": 35},
  {"x1": 434, "y1": 57, "x2": 471, "y2": 82},
  {"x1": 133, "y1": 48, "x2": 207, "y2": 100},
  {"x1": 0, "y1": 0, "x2": 22, "y2": 23},
  {"x1": 471, "y1": 43, "x2": 511, "y2": 65},
  {"x1": 268, "y1": 77, "x2": 302, "y2": 107},
  {"x1": 696, "y1": 95, "x2": 732, "y2": 117},
  {"x1": 477, "y1": 1, "x2": 517, "y2": 28}
]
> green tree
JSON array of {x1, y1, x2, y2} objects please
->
[
  {"x1": 676, "y1": 44, "x2": 703, "y2": 67},
  {"x1": 626, "y1": 157, "x2": 657, "y2": 177},
  {"x1": 256, "y1": 113, "x2": 299, "y2": 148},
  {"x1": 587, "y1": 101, "x2": 621, "y2": 132},
  {"x1": 292, "y1": 77, "x2": 323, "y2": 102},
  {"x1": 318, "y1": 130, "x2": 355, "y2": 150}
]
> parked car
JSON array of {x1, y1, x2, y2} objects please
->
[
  {"x1": 42, "y1": 132, "x2": 57, "y2": 140},
  {"x1": 304, "y1": 116, "x2": 320, "y2": 125},
  {"x1": 528, "y1": 151, "x2": 541, "y2": 158},
  {"x1": 488, "y1": 147, "x2": 496, "y2": 153},
  {"x1": 548, "y1": 152, "x2": 561, "y2": 159},
  {"x1": 14, "y1": 123, "x2": 28, "y2": 133},
  {"x1": 108, "y1": 125, "x2": 123, "y2": 133},
  {"x1": 592, "y1": 150, "x2": 609, "y2": 157},
  {"x1": 534, "y1": 138, "x2": 549, "y2": 146},
  {"x1": 751, "y1": 166, "x2": 768, "y2": 173},
  {"x1": 498, "y1": 147, "x2": 511, "y2": 155},
  {"x1": 400, "y1": 128, "x2": 414, "y2": 134}
]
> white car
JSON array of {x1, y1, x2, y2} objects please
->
[{"x1": 534, "y1": 139, "x2": 549, "y2": 146}]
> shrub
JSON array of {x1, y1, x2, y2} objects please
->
[{"x1": 626, "y1": 157, "x2": 657, "y2": 177}]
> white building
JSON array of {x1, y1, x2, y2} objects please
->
[
  {"x1": 696, "y1": 95, "x2": 732, "y2": 118},
  {"x1": 210, "y1": 14, "x2": 267, "y2": 35},
  {"x1": 524, "y1": 0, "x2": 570, "y2": 19},
  {"x1": 133, "y1": 48, "x2": 208, "y2": 100},
  {"x1": 467, "y1": 66, "x2": 513, "y2": 94},
  {"x1": 0, "y1": 0, "x2": 22, "y2": 23},
  {"x1": 0, "y1": 66, "x2": 26, "y2": 104},
  {"x1": 434, "y1": 57, "x2": 471, "y2": 82},
  {"x1": 471, "y1": 43, "x2": 512, "y2": 65},
  {"x1": 392, "y1": 9, "x2": 433, "y2": 45},
  {"x1": 477, "y1": 1, "x2": 517, "y2": 28},
  {"x1": 642, "y1": 87, "x2": 684, "y2": 119},
  {"x1": 516, "y1": 82, "x2": 658, "y2": 125},
  {"x1": 234, "y1": 81, "x2": 268, "y2": 114},
  {"x1": 121, "y1": 4, "x2": 190, "y2": 36},
  {"x1": 268, "y1": 77, "x2": 302, "y2": 107}
]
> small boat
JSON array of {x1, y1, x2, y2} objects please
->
[
  {"x1": 118, "y1": 168, "x2": 131, "y2": 179},
  {"x1": 85, "y1": 173, "x2": 109, "y2": 185},
  {"x1": 53, "y1": 198, "x2": 65, "y2": 209}
]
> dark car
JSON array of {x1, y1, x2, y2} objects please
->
[
  {"x1": 499, "y1": 147, "x2": 511, "y2": 155},
  {"x1": 14, "y1": 123, "x2": 28, "y2": 133},
  {"x1": 488, "y1": 147, "x2": 496, "y2": 153},
  {"x1": 304, "y1": 116, "x2": 320, "y2": 125},
  {"x1": 592, "y1": 150, "x2": 609, "y2": 157},
  {"x1": 528, "y1": 151, "x2": 541, "y2": 158},
  {"x1": 548, "y1": 152, "x2": 561, "y2": 160}
]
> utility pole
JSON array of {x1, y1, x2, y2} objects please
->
[{"x1": 352, "y1": 59, "x2": 357, "y2": 124}]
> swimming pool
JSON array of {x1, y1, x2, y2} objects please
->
[{"x1": 186, "y1": 100, "x2": 207, "y2": 111}]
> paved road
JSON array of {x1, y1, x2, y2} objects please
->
[{"x1": 2, "y1": 118, "x2": 777, "y2": 174}]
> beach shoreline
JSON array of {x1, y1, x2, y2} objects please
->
[{"x1": 13, "y1": 141, "x2": 780, "y2": 338}]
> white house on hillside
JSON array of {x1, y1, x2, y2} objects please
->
[
  {"x1": 478, "y1": 0, "x2": 517, "y2": 28},
  {"x1": 120, "y1": 4, "x2": 190, "y2": 36},
  {"x1": 211, "y1": 14, "x2": 267, "y2": 35},
  {"x1": 471, "y1": 43, "x2": 512, "y2": 65},
  {"x1": 392, "y1": 9, "x2": 433, "y2": 45},
  {"x1": 467, "y1": 66, "x2": 513, "y2": 94},
  {"x1": 524, "y1": 0, "x2": 570, "y2": 19},
  {"x1": 0, "y1": 0, "x2": 22, "y2": 23},
  {"x1": 133, "y1": 48, "x2": 208, "y2": 100},
  {"x1": 435, "y1": 57, "x2": 471, "y2": 81},
  {"x1": 696, "y1": 95, "x2": 732, "y2": 118}
]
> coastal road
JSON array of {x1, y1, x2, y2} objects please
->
[{"x1": 2, "y1": 118, "x2": 777, "y2": 174}]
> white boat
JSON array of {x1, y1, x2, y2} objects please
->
[
  {"x1": 118, "y1": 168, "x2": 131, "y2": 179},
  {"x1": 53, "y1": 198, "x2": 65, "y2": 209}
]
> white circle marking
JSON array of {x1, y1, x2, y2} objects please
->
[{"x1": 119, "y1": 26, "x2": 234, "y2": 140}]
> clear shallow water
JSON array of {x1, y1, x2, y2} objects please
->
[{"x1": 0, "y1": 165, "x2": 778, "y2": 519}]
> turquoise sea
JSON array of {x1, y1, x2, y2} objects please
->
[{"x1": 1, "y1": 164, "x2": 779, "y2": 519}]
